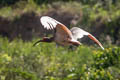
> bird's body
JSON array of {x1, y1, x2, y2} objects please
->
[
  {"x1": 53, "y1": 24, "x2": 80, "y2": 46},
  {"x1": 34, "y1": 16, "x2": 104, "y2": 50}
]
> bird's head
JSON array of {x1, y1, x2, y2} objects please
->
[
  {"x1": 42, "y1": 37, "x2": 53, "y2": 42},
  {"x1": 33, "y1": 37, "x2": 53, "y2": 46}
]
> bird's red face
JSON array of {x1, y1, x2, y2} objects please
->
[
  {"x1": 33, "y1": 37, "x2": 53, "y2": 46},
  {"x1": 41, "y1": 37, "x2": 53, "y2": 42}
]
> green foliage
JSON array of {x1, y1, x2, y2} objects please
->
[
  {"x1": 78, "y1": 47, "x2": 120, "y2": 80},
  {"x1": 0, "y1": 37, "x2": 120, "y2": 80},
  {"x1": 93, "y1": 47, "x2": 120, "y2": 69}
]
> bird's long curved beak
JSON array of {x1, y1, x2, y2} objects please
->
[
  {"x1": 33, "y1": 40, "x2": 42, "y2": 46},
  {"x1": 88, "y1": 34, "x2": 104, "y2": 50}
]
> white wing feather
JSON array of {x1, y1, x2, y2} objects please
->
[
  {"x1": 70, "y1": 27, "x2": 89, "y2": 40},
  {"x1": 40, "y1": 16, "x2": 62, "y2": 30},
  {"x1": 70, "y1": 27, "x2": 104, "y2": 50}
]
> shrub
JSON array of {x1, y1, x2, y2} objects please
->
[{"x1": 0, "y1": 37, "x2": 120, "y2": 80}]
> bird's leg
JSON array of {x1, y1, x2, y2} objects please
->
[
  {"x1": 56, "y1": 44, "x2": 60, "y2": 48},
  {"x1": 69, "y1": 45, "x2": 75, "y2": 50},
  {"x1": 68, "y1": 44, "x2": 80, "y2": 51}
]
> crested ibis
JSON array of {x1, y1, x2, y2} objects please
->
[{"x1": 33, "y1": 16, "x2": 104, "y2": 50}]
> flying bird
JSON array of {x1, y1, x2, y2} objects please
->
[{"x1": 33, "y1": 16, "x2": 104, "y2": 50}]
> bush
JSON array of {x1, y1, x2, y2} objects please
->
[
  {"x1": 0, "y1": 37, "x2": 120, "y2": 80},
  {"x1": 80, "y1": 47, "x2": 120, "y2": 80}
]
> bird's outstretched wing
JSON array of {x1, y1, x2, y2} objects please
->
[
  {"x1": 41, "y1": 16, "x2": 59, "y2": 30},
  {"x1": 70, "y1": 27, "x2": 104, "y2": 50},
  {"x1": 40, "y1": 16, "x2": 73, "y2": 38}
]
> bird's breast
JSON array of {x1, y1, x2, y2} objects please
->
[{"x1": 54, "y1": 33, "x2": 72, "y2": 46}]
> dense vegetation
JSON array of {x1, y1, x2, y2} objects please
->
[
  {"x1": 0, "y1": 37, "x2": 120, "y2": 80},
  {"x1": 0, "y1": 0, "x2": 120, "y2": 80}
]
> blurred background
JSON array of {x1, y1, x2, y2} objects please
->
[
  {"x1": 0, "y1": 0, "x2": 120, "y2": 45},
  {"x1": 0, "y1": 0, "x2": 120, "y2": 80}
]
